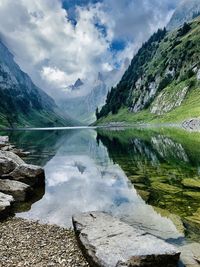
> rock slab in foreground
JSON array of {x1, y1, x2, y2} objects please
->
[
  {"x1": 0, "y1": 192, "x2": 14, "y2": 219},
  {"x1": 73, "y1": 212, "x2": 180, "y2": 267}
]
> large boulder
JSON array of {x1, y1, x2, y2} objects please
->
[
  {"x1": 0, "y1": 151, "x2": 25, "y2": 166},
  {"x1": 0, "y1": 151, "x2": 25, "y2": 176},
  {"x1": 0, "y1": 192, "x2": 14, "y2": 219},
  {"x1": 72, "y1": 211, "x2": 180, "y2": 267},
  {"x1": 0, "y1": 157, "x2": 16, "y2": 176},
  {"x1": 0, "y1": 179, "x2": 32, "y2": 202},
  {"x1": 6, "y1": 164, "x2": 45, "y2": 187}
]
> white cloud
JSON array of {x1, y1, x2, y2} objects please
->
[
  {"x1": 0, "y1": 0, "x2": 179, "y2": 99},
  {"x1": 41, "y1": 66, "x2": 69, "y2": 88}
]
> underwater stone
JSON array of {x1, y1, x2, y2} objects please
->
[
  {"x1": 182, "y1": 178, "x2": 200, "y2": 189},
  {"x1": 151, "y1": 182, "x2": 182, "y2": 194}
]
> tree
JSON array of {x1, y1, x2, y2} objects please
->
[
  {"x1": 178, "y1": 23, "x2": 191, "y2": 37},
  {"x1": 95, "y1": 107, "x2": 99, "y2": 120}
]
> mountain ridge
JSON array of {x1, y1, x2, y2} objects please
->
[
  {"x1": 60, "y1": 73, "x2": 108, "y2": 124},
  {"x1": 96, "y1": 17, "x2": 200, "y2": 125},
  {"x1": 0, "y1": 39, "x2": 74, "y2": 128}
]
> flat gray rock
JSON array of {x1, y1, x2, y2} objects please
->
[
  {"x1": 0, "y1": 192, "x2": 14, "y2": 219},
  {"x1": 0, "y1": 179, "x2": 32, "y2": 202},
  {"x1": 7, "y1": 164, "x2": 45, "y2": 187},
  {"x1": 73, "y1": 212, "x2": 180, "y2": 267}
]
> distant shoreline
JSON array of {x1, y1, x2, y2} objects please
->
[{"x1": 1, "y1": 119, "x2": 200, "y2": 132}]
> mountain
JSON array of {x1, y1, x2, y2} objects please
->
[
  {"x1": 60, "y1": 73, "x2": 109, "y2": 124},
  {"x1": 97, "y1": 17, "x2": 200, "y2": 124},
  {"x1": 167, "y1": 0, "x2": 200, "y2": 30},
  {"x1": 69, "y1": 78, "x2": 84, "y2": 91},
  {"x1": 0, "y1": 39, "x2": 74, "y2": 128}
]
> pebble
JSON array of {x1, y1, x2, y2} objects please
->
[{"x1": 0, "y1": 217, "x2": 89, "y2": 267}]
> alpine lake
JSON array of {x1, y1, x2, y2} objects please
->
[{"x1": 1, "y1": 126, "x2": 200, "y2": 254}]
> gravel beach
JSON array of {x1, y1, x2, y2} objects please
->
[{"x1": 0, "y1": 217, "x2": 89, "y2": 267}]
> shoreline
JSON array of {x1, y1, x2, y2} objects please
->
[
  {"x1": 0, "y1": 135, "x2": 89, "y2": 267},
  {"x1": 0, "y1": 118, "x2": 200, "y2": 132}
]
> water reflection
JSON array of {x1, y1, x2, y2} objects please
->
[
  {"x1": 98, "y1": 128, "x2": 200, "y2": 242},
  {"x1": 2, "y1": 128, "x2": 199, "y2": 244},
  {"x1": 4, "y1": 129, "x2": 180, "y2": 242}
]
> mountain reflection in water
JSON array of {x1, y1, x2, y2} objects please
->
[{"x1": 2, "y1": 128, "x2": 200, "y2": 245}]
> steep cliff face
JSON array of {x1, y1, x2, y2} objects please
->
[
  {"x1": 97, "y1": 17, "x2": 200, "y2": 124},
  {"x1": 167, "y1": 0, "x2": 200, "y2": 30},
  {"x1": 0, "y1": 40, "x2": 73, "y2": 127}
]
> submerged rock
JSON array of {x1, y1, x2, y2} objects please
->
[
  {"x1": 183, "y1": 192, "x2": 200, "y2": 200},
  {"x1": 136, "y1": 189, "x2": 150, "y2": 202},
  {"x1": 180, "y1": 243, "x2": 200, "y2": 267},
  {"x1": 6, "y1": 164, "x2": 45, "y2": 187},
  {"x1": 153, "y1": 206, "x2": 185, "y2": 235},
  {"x1": 0, "y1": 192, "x2": 14, "y2": 219},
  {"x1": 182, "y1": 178, "x2": 200, "y2": 189},
  {"x1": 185, "y1": 208, "x2": 200, "y2": 227},
  {"x1": 73, "y1": 211, "x2": 180, "y2": 267},
  {"x1": 0, "y1": 179, "x2": 32, "y2": 202},
  {"x1": 151, "y1": 182, "x2": 182, "y2": 194}
]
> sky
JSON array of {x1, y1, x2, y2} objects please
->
[{"x1": 0, "y1": 0, "x2": 180, "y2": 99}]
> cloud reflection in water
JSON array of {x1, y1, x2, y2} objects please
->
[{"x1": 17, "y1": 130, "x2": 182, "y2": 240}]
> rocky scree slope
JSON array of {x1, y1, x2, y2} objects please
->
[
  {"x1": 0, "y1": 40, "x2": 73, "y2": 128},
  {"x1": 97, "y1": 18, "x2": 200, "y2": 124}
]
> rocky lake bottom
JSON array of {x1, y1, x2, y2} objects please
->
[{"x1": 0, "y1": 127, "x2": 200, "y2": 266}]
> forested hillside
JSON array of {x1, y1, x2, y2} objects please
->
[{"x1": 97, "y1": 17, "x2": 200, "y2": 124}]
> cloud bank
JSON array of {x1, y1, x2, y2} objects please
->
[{"x1": 0, "y1": 0, "x2": 179, "y2": 98}]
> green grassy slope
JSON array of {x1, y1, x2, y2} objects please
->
[{"x1": 0, "y1": 109, "x2": 75, "y2": 128}]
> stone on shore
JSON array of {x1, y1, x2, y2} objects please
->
[
  {"x1": 0, "y1": 150, "x2": 25, "y2": 166},
  {"x1": 0, "y1": 179, "x2": 32, "y2": 202},
  {"x1": 7, "y1": 164, "x2": 45, "y2": 187},
  {"x1": 0, "y1": 157, "x2": 16, "y2": 176},
  {"x1": 11, "y1": 148, "x2": 31, "y2": 157},
  {"x1": 0, "y1": 192, "x2": 14, "y2": 219},
  {"x1": 0, "y1": 136, "x2": 9, "y2": 148},
  {"x1": 72, "y1": 211, "x2": 180, "y2": 267}
]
